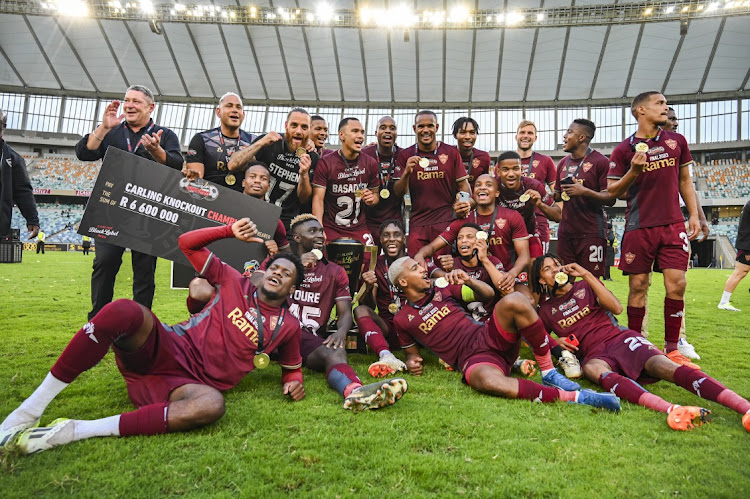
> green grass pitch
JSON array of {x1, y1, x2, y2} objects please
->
[{"x1": 1, "y1": 252, "x2": 749, "y2": 496}]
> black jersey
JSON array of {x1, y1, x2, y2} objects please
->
[
  {"x1": 187, "y1": 127, "x2": 257, "y2": 192},
  {"x1": 736, "y1": 199, "x2": 750, "y2": 251},
  {"x1": 253, "y1": 134, "x2": 319, "y2": 227}
]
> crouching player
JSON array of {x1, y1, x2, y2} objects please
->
[
  {"x1": 531, "y1": 254, "x2": 750, "y2": 431},
  {"x1": 388, "y1": 256, "x2": 621, "y2": 411},
  {"x1": 1, "y1": 218, "x2": 306, "y2": 454}
]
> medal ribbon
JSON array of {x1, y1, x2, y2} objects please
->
[
  {"x1": 472, "y1": 206, "x2": 500, "y2": 240},
  {"x1": 414, "y1": 143, "x2": 439, "y2": 160},
  {"x1": 563, "y1": 147, "x2": 593, "y2": 179},
  {"x1": 628, "y1": 128, "x2": 662, "y2": 151},
  {"x1": 124, "y1": 121, "x2": 155, "y2": 153},
  {"x1": 375, "y1": 147, "x2": 397, "y2": 189},
  {"x1": 253, "y1": 291, "x2": 286, "y2": 354},
  {"x1": 522, "y1": 152, "x2": 535, "y2": 177}
]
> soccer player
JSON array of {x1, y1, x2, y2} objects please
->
[
  {"x1": 185, "y1": 162, "x2": 291, "y2": 315},
  {"x1": 394, "y1": 110, "x2": 472, "y2": 255},
  {"x1": 516, "y1": 120, "x2": 557, "y2": 253},
  {"x1": 310, "y1": 115, "x2": 335, "y2": 157},
  {"x1": 0, "y1": 219, "x2": 307, "y2": 454},
  {"x1": 554, "y1": 119, "x2": 614, "y2": 278},
  {"x1": 228, "y1": 107, "x2": 318, "y2": 229},
  {"x1": 0, "y1": 108, "x2": 39, "y2": 240},
  {"x1": 639, "y1": 107, "x2": 708, "y2": 359},
  {"x1": 532, "y1": 255, "x2": 750, "y2": 432},
  {"x1": 75, "y1": 84, "x2": 183, "y2": 321},
  {"x1": 414, "y1": 174, "x2": 530, "y2": 295},
  {"x1": 185, "y1": 92, "x2": 256, "y2": 192},
  {"x1": 718, "y1": 198, "x2": 750, "y2": 311},
  {"x1": 495, "y1": 151, "x2": 561, "y2": 260},
  {"x1": 312, "y1": 117, "x2": 380, "y2": 246},
  {"x1": 353, "y1": 220, "x2": 411, "y2": 377},
  {"x1": 607, "y1": 91, "x2": 701, "y2": 368},
  {"x1": 388, "y1": 256, "x2": 619, "y2": 405},
  {"x1": 452, "y1": 117, "x2": 491, "y2": 187},
  {"x1": 263, "y1": 214, "x2": 408, "y2": 410},
  {"x1": 361, "y1": 116, "x2": 403, "y2": 249}
]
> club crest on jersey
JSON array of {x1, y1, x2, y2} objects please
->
[
  {"x1": 609, "y1": 161, "x2": 616, "y2": 169},
  {"x1": 582, "y1": 162, "x2": 593, "y2": 172},
  {"x1": 551, "y1": 307, "x2": 558, "y2": 314},
  {"x1": 408, "y1": 314, "x2": 415, "y2": 322},
  {"x1": 665, "y1": 139, "x2": 677, "y2": 150},
  {"x1": 472, "y1": 158, "x2": 480, "y2": 168},
  {"x1": 496, "y1": 218, "x2": 507, "y2": 230},
  {"x1": 625, "y1": 252, "x2": 636, "y2": 264},
  {"x1": 532, "y1": 160, "x2": 540, "y2": 167},
  {"x1": 434, "y1": 291, "x2": 443, "y2": 301},
  {"x1": 439, "y1": 154, "x2": 448, "y2": 165},
  {"x1": 574, "y1": 288, "x2": 586, "y2": 300},
  {"x1": 269, "y1": 315, "x2": 279, "y2": 330}
]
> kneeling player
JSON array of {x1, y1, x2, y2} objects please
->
[
  {"x1": 263, "y1": 214, "x2": 407, "y2": 411},
  {"x1": 388, "y1": 256, "x2": 620, "y2": 409},
  {"x1": 1, "y1": 219, "x2": 306, "y2": 454},
  {"x1": 532, "y1": 254, "x2": 750, "y2": 431}
]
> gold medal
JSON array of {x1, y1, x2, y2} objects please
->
[
  {"x1": 554, "y1": 272, "x2": 569, "y2": 285},
  {"x1": 519, "y1": 193, "x2": 530, "y2": 202},
  {"x1": 435, "y1": 277, "x2": 449, "y2": 288},
  {"x1": 354, "y1": 189, "x2": 364, "y2": 198},
  {"x1": 380, "y1": 188, "x2": 391, "y2": 199},
  {"x1": 296, "y1": 147, "x2": 307, "y2": 157},
  {"x1": 561, "y1": 192, "x2": 570, "y2": 201},
  {"x1": 254, "y1": 352, "x2": 270, "y2": 369},
  {"x1": 635, "y1": 142, "x2": 649, "y2": 153},
  {"x1": 225, "y1": 174, "x2": 236, "y2": 186},
  {"x1": 311, "y1": 249, "x2": 323, "y2": 260},
  {"x1": 476, "y1": 231, "x2": 488, "y2": 241},
  {"x1": 418, "y1": 157, "x2": 430, "y2": 168},
  {"x1": 388, "y1": 303, "x2": 399, "y2": 314}
]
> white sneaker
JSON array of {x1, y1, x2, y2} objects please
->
[
  {"x1": 558, "y1": 350, "x2": 582, "y2": 379},
  {"x1": 677, "y1": 338, "x2": 701, "y2": 360},
  {"x1": 0, "y1": 415, "x2": 40, "y2": 448},
  {"x1": 718, "y1": 302, "x2": 741, "y2": 312},
  {"x1": 17, "y1": 418, "x2": 74, "y2": 455}
]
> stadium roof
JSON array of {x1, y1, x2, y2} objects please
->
[{"x1": 1, "y1": 0, "x2": 749, "y2": 107}]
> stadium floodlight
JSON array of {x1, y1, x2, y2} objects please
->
[
  {"x1": 536, "y1": 12, "x2": 545, "y2": 20},
  {"x1": 54, "y1": 0, "x2": 89, "y2": 17},
  {"x1": 315, "y1": 2, "x2": 335, "y2": 23},
  {"x1": 644, "y1": 7, "x2": 653, "y2": 14},
  {"x1": 448, "y1": 6, "x2": 470, "y2": 23},
  {"x1": 707, "y1": 1, "x2": 719, "y2": 9},
  {"x1": 665, "y1": 5, "x2": 675, "y2": 13},
  {"x1": 139, "y1": 0, "x2": 153, "y2": 14},
  {"x1": 506, "y1": 11, "x2": 524, "y2": 25}
]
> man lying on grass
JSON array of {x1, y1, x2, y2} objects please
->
[
  {"x1": 531, "y1": 254, "x2": 750, "y2": 432},
  {"x1": 0, "y1": 218, "x2": 404, "y2": 455},
  {"x1": 387, "y1": 256, "x2": 621, "y2": 411}
]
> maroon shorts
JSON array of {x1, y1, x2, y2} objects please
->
[
  {"x1": 528, "y1": 235, "x2": 544, "y2": 259},
  {"x1": 619, "y1": 222, "x2": 689, "y2": 275},
  {"x1": 583, "y1": 329, "x2": 662, "y2": 384},
  {"x1": 324, "y1": 226, "x2": 374, "y2": 247},
  {"x1": 736, "y1": 249, "x2": 750, "y2": 266},
  {"x1": 300, "y1": 328, "x2": 326, "y2": 363},
  {"x1": 537, "y1": 221, "x2": 550, "y2": 244},
  {"x1": 114, "y1": 319, "x2": 201, "y2": 408},
  {"x1": 408, "y1": 222, "x2": 452, "y2": 258},
  {"x1": 462, "y1": 312, "x2": 520, "y2": 381},
  {"x1": 557, "y1": 235, "x2": 606, "y2": 278}
]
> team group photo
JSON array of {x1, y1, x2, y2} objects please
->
[{"x1": 1, "y1": 0, "x2": 749, "y2": 496}]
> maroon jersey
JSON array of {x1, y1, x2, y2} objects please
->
[
  {"x1": 313, "y1": 152, "x2": 380, "y2": 233},
  {"x1": 438, "y1": 208, "x2": 528, "y2": 269},
  {"x1": 608, "y1": 129, "x2": 693, "y2": 232},
  {"x1": 171, "y1": 251, "x2": 303, "y2": 391},
  {"x1": 458, "y1": 147, "x2": 492, "y2": 186},
  {"x1": 444, "y1": 255, "x2": 505, "y2": 282},
  {"x1": 374, "y1": 254, "x2": 408, "y2": 322},
  {"x1": 395, "y1": 143, "x2": 469, "y2": 227},
  {"x1": 274, "y1": 219, "x2": 290, "y2": 249},
  {"x1": 522, "y1": 152, "x2": 556, "y2": 236},
  {"x1": 361, "y1": 144, "x2": 403, "y2": 226},
  {"x1": 555, "y1": 149, "x2": 609, "y2": 239},
  {"x1": 288, "y1": 260, "x2": 351, "y2": 335},
  {"x1": 496, "y1": 176, "x2": 554, "y2": 236},
  {"x1": 393, "y1": 284, "x2": 485, "y2": 369},
  {"x1": 537, "y1": 280, "x2": 622, "y2": 355}
]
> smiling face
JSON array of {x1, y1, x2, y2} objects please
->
[
  {"x1": 340, "y1": 119, "x2": 365, "y2": 154},
  {"x1": 455, "y1": 122, "x2": 477, "y2": 154},
  {"x1": 260, "y1": 258, "x2": 298, "y2": 300},
  {"x1": 285, "y1": 111, "x2": 311, "y2": 151},
  {"x1": 395, "y1": 257, "x2": 430, "y2": 292},
  {"x1": 473, "y1": 174, "x2": 499, "y2": 208},
  {"x1": 242, "y1": 164, "x2": 270, "y2": 199},
  {"x1": 293, "y1": 219, "x2": 325, "y2": 253},
  {"x1": 310, "y1": 118, "x2": 329, "y2": 148},
  {"x1": 497, "y1": 159, "x2": 522, "y2": 190},
  {"x1": 413, "y1": 113, "x2": 438, "y2": 150},
  {"x1": 515, "y1": 124, "x2": 537, "y2": 152},
  {"x1": 122, "y1": 89, "x2": 154, "y2": 128},
  {"x1": 376, "y1": 117, "x2": 397, "y2": 150},
  {"x1": 456, "y1": 226, "x2": 479, "y2": 259},
  {"x1": 380, "y1": 222, "x2": 406, "y2": 259},
  {"x1": 217, "y1": 95, "x2": 244, "y2": 131}
]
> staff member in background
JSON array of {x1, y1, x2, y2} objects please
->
[
  {"x1": 82, "y1": 235, "x2": 92, "y2": 256},
  {"x1": 0, "y1": 109, "x2": 39, "y2": 241},
  {"x1": 36, "y1": 229, "x2": 45, "y2": 254},
  {"x1": 185, "y1": 92, "x2": 256, "y2": 192},
  {"x1": 75, "y1": 84, "x2": 183, "y2": 321}
]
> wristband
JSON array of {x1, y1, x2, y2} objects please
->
[{"x1": 92, "y1": 131, "x2": 104, "y2": 142}]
